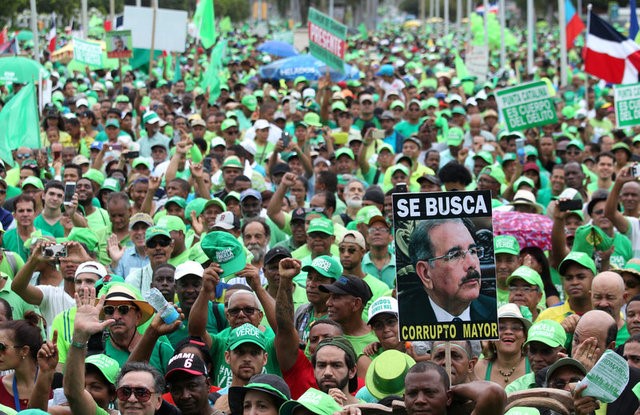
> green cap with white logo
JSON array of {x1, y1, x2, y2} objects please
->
[{"x1": 301, "y1": 255, "x2": 342, "y2": 280}]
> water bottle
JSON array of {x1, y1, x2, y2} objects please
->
[{"x1": 144, "y1": 288, "x2": 179, "y2": 324}]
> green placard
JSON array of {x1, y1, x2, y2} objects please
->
[
  {"x1": 73, "y1": 37, "x2": 103, "y2": 67},
  {"x1": 614, "y1": 82, "x2": 640, "y2": 128},
  {"x1": 495, "y1": 81, "x2": 558, "y2": 132},
  {"x1": 308, "y1": 7, "x2": 347, "y2": 72}
]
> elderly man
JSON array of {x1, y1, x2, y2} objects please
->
[
  {"x1": 430, "y1": 340, "x2": 480, "y2": 385},
  {"x1": 591, "y1": 271, "x2": 628, "y2": 346},
  {"x1": 507, "y1": 266, "x2": 545, "y2": 321},
  {"x1": 125, "y1": 226, "x2": 175, "y2": 297},
  {"x1": 111, "y1": 213, "x2": 153, "y2": 279},
  {"x1": 402, "y1": 218, "x2": 495, "y2": 323}
]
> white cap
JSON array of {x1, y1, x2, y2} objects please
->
[
  {"x1": 241, "y1": 140, "x2": 257, "y2": 156},
  {"x1": 175, "y1": 260, "x2": 204, "y2": 280},
  {"x1": 367, "y1": 296, "x2": 398, "y2": 324},
  {"x1": 92, "y1": 82, "x2": 105, "y2": 91},
  {"x1": 302, "y1": 88, "x2": 316, "y2": 99},
  {"x1": 74, "y1": 261, "x2": 108, "y2": 279},
  {"x1": 475, "y1": 90, "x2": 488, "y2": 101},
  {"x1": 313, "y1": 157, "x2": 330, "y2": 167},
  {"x1": 446, "y1": 94, "x2": 463, "y2": 104},
  {"x1": 75, "y1": 98, "x2": 89, "y2": 108},
  {"x1": 254, "y1": 119, "x2": 270, "y2": 130},
  {"x1": 211, "y1": 137, "x2": 226, "y2": 148},
  {"x1": 213, "y1": 211, "x2": 236, "y2": 230}
]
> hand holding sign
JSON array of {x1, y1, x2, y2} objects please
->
[{"x1": 576, "y1": 350, "x2": 629, "y2": 404}]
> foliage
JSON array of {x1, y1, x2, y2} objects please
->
[
  {"x1": 214, "y1": 0, "x2": 250, "y2": 22},
  {"x1": 399, "y1": 0, "x2": 419, "y2": 16}
]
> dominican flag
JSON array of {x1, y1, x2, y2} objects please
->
[
  {"x1": 631, "y1": 0, "x2": 640, "y2": 42},
  {"x1": 0, "y1": 38, "x2": 19, "y2": 55},
  {"x1": 584, "y1": 11, "x2": 640, "y2": 84},
  {"x1": 475, "y1": 2, "x2": 498, "y2": 15},
  {"x1": 0, "y1": 27, "x2": 7, "y2": 45},
  {"x1": 565, "y1": 0, "x2": 584, "y2": 49},
  {"x1": 46, "y1": 13, "x2": 57, "y2": 52}
]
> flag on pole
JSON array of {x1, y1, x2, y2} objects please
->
[
  {"x1": 630, "y1": 0, "x2": 639, "y2": 41},
  {"x1": 0, "y1": 83, "x2": 41, "y2": 167},
  {"x1": 46, "y1": 13, "x2": 57, "y2": 52},
  {"x1": 0, "y1": 38, "x2": 19, "y2": 55},
  {"x1": 584, "y1": 10, "x2": 640, "y2": 84},
  {"x1": 0, "y1": 27, "x2": 7, "y2": 45},
  {"x1": 565, "y1": 0, "x2": 585, "y2": 49},
  {"x1": 193, "y1": 0, "x2": 216, "y2": 49},
  {"x1": 201, "y1": 40, "x2": 227, "y2": 104},
  {"x1": 475, "y1": 3, "x2": 498, "y2": 15}
]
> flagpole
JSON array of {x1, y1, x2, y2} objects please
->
[
  {"x1": 148, "y1": 0, "x2": 158, "y2": 78},
  {"x1": 559, "y1": 0, "x2": 568, "y2": 87},
  {"x1": 29, "y1": 0, "x2": 39, "y2": 60},
  {"x1": 585, "y1": 4, "x2": 592, "y2": 116},
  {"x1": 527, "y1": 0, "x2": 534, "y2": 76},
  {"x1": 499, "y1": 0, "x2": 506, "y2": 69}
]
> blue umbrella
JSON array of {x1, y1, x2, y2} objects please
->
[
  {"x1": 259, "y1": 54, "x2": 360, "y2": 82},
  {"x1": 257, "y1": 40, "x2": 299, "y2": 57}
]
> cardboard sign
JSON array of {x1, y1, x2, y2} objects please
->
[
  {"x1": 495, "y1": 81, "x2": 558, "y2": 132},
  {"x1": 308, "y1": 7, "x2": 347, "y2": 72},
  {"x1": 394, "y1": 190, "x2": 498, "y2": 342},
  {"x1": 465, "y1": 44, "x2": 489, "y2": 83},
  {"x1": 578, "y1": 350, "x2": 629, "y2": 403},
  {"x1": 106, "y1": 30, "x2": 132, "y2": 59},
  {"x1": 614, "y1": 82, "x2": 640, "y2": 128},
  {"x1": 72, "y1": 37, "x2": 103, "y2": 67},
  {"x1": 122, "y1": 6, "x2": 187, "y2": 53}
]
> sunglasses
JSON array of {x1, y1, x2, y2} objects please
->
[
  {"x1": 0, "y1": 342, "x2": 21, "y2": 353},
  {"x1": 116, "y1": 386, "x2": 154, "y2": 402},
  {"x1": 228, "y1": 306, "x2": 259, "y2": 317},
  {"x1": 16, "y1": 153, "x2": 32, "y2": 159},
  {"x1": 103, "y1": 305, "x2": 138, "y2": 316},
  {"x1": 226, "y1": 129, "x2": 240, "y2": 135},
  {"x1": 146, "y1": 238, "x2": 171, "y2": 249}
]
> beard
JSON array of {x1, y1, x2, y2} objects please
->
[
  {"x1": 247, "y1": 243, "x2": 267, "y2": 262},
  {"x1": 346, "y1": 197, "x2": 362, "y2": 209}
]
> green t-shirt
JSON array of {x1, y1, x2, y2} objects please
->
[
  {"x1": 2, "y1": 229, "x2": 30, "y2": 261},
  {"x1": 345, "y1": 331, "x2": 379, "y2": 357},
  {"x1": 505, "y1": 372, "x2": 536, "y2": 394},
  {"x1": 254, "y1": 142, "x2": 275, "y2": 167},
  {"x1": 34, "y1": 214, "x2": 65, "y2": 238},
  {"x1": 0, "y1": 282, "x2": 38, "y2": 320},
  {"x1": 167, "y1": 301, "x2": 227, "y2": 348},
  {"x1": 105, "y1": 334, "x2": 174, "y2": 375},
  {"x1": 168, "y1": 247, "x2": 192, "y2": 267},
  {"x1": 0, "y1": 251, "x2": 25, "y2": 279},
  {"x1": 210, "y1": 326, "x2": 281, "y2": 388},
  {"x1": 394, "y1": 120, "x2": 420, "y2": 138}
]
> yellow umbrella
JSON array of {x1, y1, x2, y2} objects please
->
[{"x1": 403, "y1": 20, "x2": 422, "y2": 28}]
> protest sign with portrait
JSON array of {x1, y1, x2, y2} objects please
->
[
  {"x1": 106, "y1": 30, "x2": 133, "y2": 59},
  {"x1": 394, "y1": 190, "x2": 498, "y2": 342}
]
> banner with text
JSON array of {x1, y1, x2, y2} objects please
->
[
  {"x1": 393, "y1": 190, "x2": 498, "y2": 342},
  {"x1": 614, "y1": 82, "x2": 640, "y2": 128},
  {"x1": 495, "y1": 81, "x2": 558, "y2": 132},
  {"x1": 308, "y1": 8, "x2": 347, "y2": 72},
  {"x1": 72, "y1": 37, "x2": 103, "y2": 67}
]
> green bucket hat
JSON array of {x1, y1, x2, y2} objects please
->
[
  {"x1": 525, "y1": 320, "x2": 567, "y2": 348},
  {"x1": 226, "y1": 323, "x2": 266, "y2": 351},
  {"x1": 85, "y1": 354, "x2": 119, "y2": 385},
  {"x1": 280, "y1": 388, "x2": 342, "y2": 415},
  {"x1": 558, "y1": 251, "x2": 597, "y2": 276},
  {"x1": 222, "y1": 156, "x2": 244, "y2": 170},
  {"x1": 200, "y1": 231, "x2": 247, "y2": 278},
  {"x1": 365, "y1": 349, "x2": 416, "y2": 399},
  {"x1": 301, "y1": 255, "x2": 343, "y2": 280},
  {"x1": 303, "y1": 112, "x2": 322, "y2": 127},
  {"x1": 507, "y1": 266, "x2": 544, "y2": 292},
  {"x1": 307, "y1": 217, "x2": 334, "y2": 235},
  {"x1": 494, "y1": 235, "x2": 520, "y2": 256}
]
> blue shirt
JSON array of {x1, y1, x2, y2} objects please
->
[{"x1": 115, "y1": 246, "x2": 149, "y2": 279}]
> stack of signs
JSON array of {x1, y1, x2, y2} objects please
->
[
  {"x1": 106, "y1": 30, "x2": 133, "y2": 59},
  {"x1": 73, "y1": 37, "x2": 103, "y2": 67},
  {"x1": 614, "y1": 83, "x2": 640, "y2": 128},
  {"x1": 308, "y1": 8, "x2": 347, "y2": 72},
  {"x1": 495, "y1": 81, "x2": 558, "y2": 132},
  {"x1": 394, "y1": 190, "x2": 498, "y2": 342}
]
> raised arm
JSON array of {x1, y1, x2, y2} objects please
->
[
  {"x1": 605, "y1": 166, "x2": 633, "y2": 234},
  {"x1": 128, "y1": 307, "x2": 182, "y2": 364},
  {"x1": 188, "y1": 263, "x2": 221, "y2": 348},
  {"x1": 11, "y1": 240, "x2": 53, "y2": 305},
  {"x1": 275, "y1": 258, "x2": 302, "y2": 372},
  {"x1": 238, "y1": 264, "x2": 276, "y2": 331},
  {"x1": 450, "y1": 380, "x2": 506, "y2": 415},
  {"x1": 549, "y1": 200, "x2": 570, "y2": 269},
  {"x1": 30, "y1": 330, "x2": 59, "y2": 411},
  {"x1": 267, "y1": 172, "x2": 296, "y2": 229}
]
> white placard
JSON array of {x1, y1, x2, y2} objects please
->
[
  {"x1": 73, "y1": 37, "x2": 103, "y2": 66},
  {"x1": 466, "y1": 44, "x2": 489, "y2": 83},
  {"x1": 123, "y1": 6, "x2": 188, "y2": 53}
]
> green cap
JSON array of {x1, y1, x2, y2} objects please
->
[
  {"x1": 201, "y1": 231, "x2": 247, "y2": 278},
  {"x1": 294, "y1": 76, "x2": 308, "y2": 85},
  {"x1": 115, "y1": 95, "x2": 130, "y2": 103},
  {"x1": 331, "y1": 101, "x2": 348, "y2": 112},
  {"x1": 451, "y1": 106, "x2": 466, "y2": 116},
  {"x1": 301, "y1": 255, "x2": 343, "y2": 280},
  {"x1": 612, "y1": 142, "x2": 632, "y2": 157},
  {"x1": 507, "y1": 266, "x2": 544, "y2": 292},
  {"x1": 524, "y1": 145, "x2": 539, "y2": 158},
  {"x1": 222, "y1": 156, "x2": 244, "y2": 170},
  {"x1": 389, "y1": 164, "x2": 410, "y2": 177},
  {"x1": 303, "y1": 112, "x2": 322, "y2": 127},
  {"x1": 424, "y1": 97, "x2": 439, "y2": 108},
  {"x1": 145, "y1": 226, "x2": 171, "y2": 242},
  {"x1": 224, "y1": 191, "x2": 241, "y2": 202},
  {"x1": 335, "y1": 147, "x2": 355, "y2": 160},
  {"x1": 221, "y1": 119, "x2": 238, "y2": 131},
  {"x1": 280, "y1": 388, "x2": 343, "y2": 415},
  {"x1": 307, "y1": 217, "x2": 334, "y2": 235},
  {"x1": 513, "y1": 176, "x2": 535, "y2": 191},
  {"x1": 85, "y1": 354, "x2": 119, "y2": 385},
  {"x1": 559, "y1": 251, "x2": 596, "y2": 276},
  {"x1": 572, "y1": 224, "x2": 613, "y2": 253},
  {"x1": 226, "y1": 323, "x2": 266, "y2": 351},
  {"x1": 390, "y1": 100, "x2": 405, "y2": 110},
  {"x1": 566, "y1": 140, "x2": 584, "y2": 151},
  {"x1": 83, "y1": 168, "x2": 105, "y2": 187},
  {"x1": 62, "y1": 228, "x2": 99, "y2": 253},
  {"x1": 157, "y1": 215, "x2": 186, "y2": 233},
  {"x1": 21, "y1": 176, "x2": 44, "y2": 190},
  {"x1": 101, "y1": 177, "x2": 120, "y2": 192},
  {"x1": 544, "y1": 358, "x2": 587, "y2": 387},
  {"x1": 142, "y1": 111, "x2": 161, "y2": 124},
  {"x1": 242, "y1": 95, "x2": 258, "y2": 112},
  {"x1": 479, "y1": 165, "x2": 506, "y2": 185},
  {"x1": 185, "y1": 198, "x2": 208, "y2": 220},
  {"x1": 105, "y1": 119, "x2": 120, "y2": 128},
  {"x1": 165, "y1": 196, "x2": 187, "y2": 209},
  {"x1": 365, "y1": 349, "x2": 416, "y2": 399},
  {"x1": 132, "y1": 157, "x2": 151, "y2": 170},
  {"x1": 379, "y1": 143, "x2": 395, "y2": 154},
  {"x1": 446, "y1": 127, "x2": 464, "y2": 146},
  {"x1": 525, "y1": 320, "x2": 567, "y2": 348},
  {"x1": 494, "y1": 235, "x2": 520, "y2": 256},
  {"x1": 501, "y1": 153, "x2": 517, "y2": 164},
  {"x1": 355, "y1": 205, "x2": 383, "y2": 225},
  {"x1": 204, "y1": 198, "x2": 227, "y2": 212},
  {"x1": 473, "y1": 150, "x2": 494, "y2": 165}
]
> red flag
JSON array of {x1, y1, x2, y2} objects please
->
[{"x1": 46, "y1": 14, "x2": 57, "y2": 52}]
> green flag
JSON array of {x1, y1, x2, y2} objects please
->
[
  {"x1": 194, "y1": 0, "x2": 216, "y2": 49},
  {"x1": 358, "y1": 23, "x2": 367, "y2": 39},
  {"x1": 202, "y1": 40, "x2": 227, "y2": 104},
  {"x1": 220, "y1": 16, "x2": 232, "y2": 34},
  {"x1": 0, "y1": 83, "x2": 40, "y2": 167},
  {"x1": 454, "y1": 51, "x2": 469, "y2": 79}
]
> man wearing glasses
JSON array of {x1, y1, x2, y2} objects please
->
[
  {"x1": 125, "y1": 226, "x2": 175, "y2": 298},
  {"x1": 402, "y1": 218, "x2": 495, "y2": 323}
]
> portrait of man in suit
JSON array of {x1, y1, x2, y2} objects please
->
[{"x1": 401, "y1": 218, "x2": 495, "y2": 324}]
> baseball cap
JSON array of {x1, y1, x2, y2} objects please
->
[
  {"x1": 367, "y1": 296, "x2": 398, "y2": 324},
  {"x1": 85, "y1": 354, "x2": 119, "y2": 385},
  {"x1": 307, "y1": 217, "x2": 334, "y2": 235},
  {"x1": 175, "y1": 261, "x2": 204, "y2": 280},
  {"x1": 229, "y1": 374, "x2": 291, "y2": 415},
  {"x1": 63, "y1": 228, "x2": 99, "y2": 253},
  {"x1": 83, "y1": 169, "x2": 105, "y2": 187},
  {"x1": 240, "y1": 189, "x2": 262, "y2": 202},
  {"x1": 200, "y1": 231, "x2": 247, "y2": 278},
  {"x1": 291, "y1": 207, "x2": 306, "y2": 223},
  {"x1": 129, "y1": 213, "x2": 154, "y2": 230},
  {"x1": 544, "y1": 358, "x2": 586, "y2": 387},
  {"x1": 339, "y1": 230, "x2": 366, "y2": 249},
  {"x1": 72, "y1": 155, "x2": 90, "y2": 166},
  {"x1": 507, "y1": 266, "x2": 544, "y2": 292},
  {"x1": 190, "y1": 118, "x2": 206, "y2": 128},
  {"x1": 165, "y1": 353, "x2": 208, "y2": 380},
  {"x1": 145, "y1": 226, "x2": 171, "y2": 243},
  {"x1": 301, "y1": 255, "x2": 343, "y2": 280},
  {"x1": 222, "y1": 156, "x2": 244, "y2": 170},
  {"x1": 132, "y1": 158, "x2": 151, "y2": 170},
  {"x1": 365, "y1": 349, "x2": 415, "y2": 399},
  {"x1": 142, "y1": 111, "x2": 161, "y2": 125},
  {"x1": 21, "y1": 176, "x2": 44, "y2": 190},
  {"x1": 213, "y1": 211, "x2": 239, "y2": 230},
  {"x1": 221, "y1": 119, "x2": 238, "y2": 131},
  {"x1": 525, "y1": 320, "x2": 567, "y2": 348},
  {"x1": 242, "y1": 95, "x2": 258, "y2": 112},
  {"x1": 204, "y1": 198, "x2": 227, "y2": 212},
  {"x1": 254, "y1": 119, "x2": 270, "y2": 130},
  {"x1": 227, "y1": 323, "x2": 267, "y2": 351},
  {"x1": 105, "y1": 119, "x2": 120, "y2": 128},
  {"x1": 320, "y1": 275, "x2": 373, "y2": 303},
  {"x1": 331, "y1": 101, "x2": 348, "y2": 112},
  {"x1": 335, "y1": 147, "x2": 355, "y2": 160},
  {"x1": 479, "y1": 165, "x2": 506, "y2": 185},
  {"x1": 505, "y1": 408, "x2": 540, "y2": 415},
  {"x1": 264, "y1": 246, "x2": 291, "y2": 265},
  {"x1": 280, "y1": 388, "x2": 342, "y2": 415},
  {"x1": 74, "y1": 261, "x2": 108, "y2": 279},
  {"x1": 224, "y1": 192, "x2": 241, "y2": 203},
  {"x1": 354, "y1": 205, "x2": 383, "y2": 226},
  {"x1": 473, "y1": 151, "x2": 494, "y2": 165},
  {"x1": 165, "y1": 196, "x2": 187, "y2": 209},
  {"x1": 572, "y1": 224, "x2": 613, "y2": 253},
  {"x1": 100, "y1": 178, "x2": 120, "y2": 192},
  {"x1": 447, "y1": 127, "x2": 464, "y2": 146},
  {"x1": 558, "y1": 251, "x2": 597, "y2": 276}
]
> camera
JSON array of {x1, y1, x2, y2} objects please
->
[
  {"x1": 632, "y1": 165, "x2": 640, "y2": 178},
  {"x1": 42, "y1": 244, "x2": 67, "y2": 258}
]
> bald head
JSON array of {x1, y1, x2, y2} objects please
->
[
  {"x1": 572, "y1": 310, "x2": 617, "y2": 361},
  {"x1": 591, "y1": 272, "x2": 625, "y2": 322}
]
